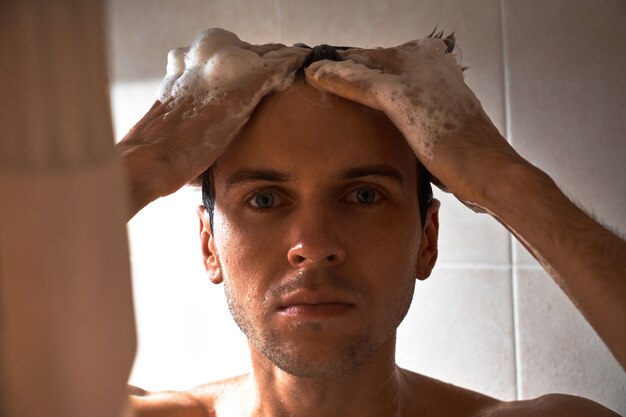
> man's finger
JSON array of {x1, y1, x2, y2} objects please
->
[
  {"x1": 246, "y1": 43, "x2": 285, "y2": 56},
  {"x1": 341, "y1": 47, "x2": 403, "y2": 74},
  {"x1": 304, "y1": 60, "x2": 384, "y2": 111}
]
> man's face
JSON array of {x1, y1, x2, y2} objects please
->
[{"x1": 199, "y1": 80, "x2": 438, "y2": 378}]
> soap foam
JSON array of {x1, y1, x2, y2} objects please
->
[
  {"x1": 156, "y1": 28, "x2": 308, "y2": 156},
  {"x1": 159, "y1": 28, "x2": 480, "y2": 162},
  {"x1": 311, "y1": 38, "x2": 481, "y2": 161},
  {"x1": 158, "y1": 28, "x2": 301, "y2": 109}
]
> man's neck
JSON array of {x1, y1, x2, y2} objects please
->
[{"x1": 244, "y1": 338, "x2": 407, "y2": 417}]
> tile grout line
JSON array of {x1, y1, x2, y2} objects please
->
[
  {"x1": 499, "y1": 0, "x2": 522, "y2": 401},
  {"x1": 511, "y1": 261, "x2": 522, "y2": 400}
]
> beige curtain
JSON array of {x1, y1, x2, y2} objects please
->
[{"x1": 0, "y1": 1, "x2": 136, "y2": 416}]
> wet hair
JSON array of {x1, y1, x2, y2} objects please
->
[{"x1": 200, "y1": 30, "x2": 461, "y2": 231}]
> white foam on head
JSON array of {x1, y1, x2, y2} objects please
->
[
  {"x1": 158, "y1": 28, "x2": 479, "y2": 162},
  {"x1": 157, "y1": 28, "x2": 298, "y2": 108},
  {"x1": 156, "y1": 28, "x2": 308, "y2": 155},
  {"x1": 311, "y1": 38, "x2": 481, "y2": 161}
]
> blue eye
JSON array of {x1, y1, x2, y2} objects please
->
[
  {"x1": 251, "y1": 192, "x2": 275, "y2": 209},
  {"x1": 348, "y1": 187, "x2": 381, "y2": 204}
]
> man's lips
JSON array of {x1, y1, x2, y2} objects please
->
[
  {"x1": 276, "y1": 289, "x2": 356, "y2": 318},
  {"x1": 279, "y1": 303, "x2": 355, "y2": 316}
]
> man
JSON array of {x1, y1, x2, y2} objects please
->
[{"x1": 117, "y1": 29, "x2": 625, "y2": 416}]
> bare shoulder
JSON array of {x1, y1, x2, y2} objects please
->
[
  {"x1": 478, "y1": 393, "x2": 620, "y2": 417},
  {"x1": 400, "y1": 369, "x2": 500, "y2": 416},
  {"x1": 400, "y1": 369, "x2": 619, "y2": 417},
  {"x1": 129, "y1": 374, "x2": 249, "y2": 417}
]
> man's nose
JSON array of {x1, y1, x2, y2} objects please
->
[{"x1": 286, "y1": 209, "x2": 346, "y2": 269}]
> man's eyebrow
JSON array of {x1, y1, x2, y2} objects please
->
[
  {"x1": 225, "y1": 168, "x2": 292, "y2": 190},
  {"x1": 338, "y1": 164, "x2": 405, "y2": 188}
]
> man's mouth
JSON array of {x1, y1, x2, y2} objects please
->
[
  {"x1": 279, "y1": 303, "x2": 355, "y2": 317},
  {"x1": 277, "y1": 289, "x2": 356, "y2": 319}
]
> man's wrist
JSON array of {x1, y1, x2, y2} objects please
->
[
  {"x1": 436, "y1": 143, "x2": 534, "y2": 212},
  {"x1": 477, "y1": 157, "x2": 546, "y2": 214}
]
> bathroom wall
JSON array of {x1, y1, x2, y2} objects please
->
[{"x1": 106, "y1": 0, "x2": 626, "y2": 413}]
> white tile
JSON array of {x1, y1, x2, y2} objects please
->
[
  {"x1": 109, "y1": 80, "x2": 161, "y2": 141},
  {"x1": 512, "y1": 240, "x2": 539, "y2": 267},
  {"x1": 435, "y1": 189, "x2": 511, "y2": 265},
  {"x1": 515, "y1": 268, "x2": 626, "y2": 414},
  {"x1": 106, "y1": 0, "x2": 280, "y2": 82},
  {"x1": 127, "y1": 187, "x2": 251, "y2": 391},
  {"x1": 397, "y1": 266, "x2": 516, "y2": 400},
  {"x1": 502, "y1": 0, "x2": 626, "y2": 267}
]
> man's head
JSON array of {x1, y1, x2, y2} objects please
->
[
  {"x1": 202, "y1": 43, "x2": 434, "y2": 232},
  {"x1": 196, "y1": 48, "x2": 440, "y2": 378}
]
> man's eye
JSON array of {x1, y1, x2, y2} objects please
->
[
  {"x1": 347, "y1": 187, "x2": 382, "y2": 205},
  {"x1": 249, "y1": 192, "x2": 278, "y2": 209}
]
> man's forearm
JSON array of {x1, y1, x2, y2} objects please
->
[
  {"x1": 117, "y1": 146, "x2": 164, "y2": 221},
  {"x1": 477, "y1": 160, "x2": 626, "y2": 370}
]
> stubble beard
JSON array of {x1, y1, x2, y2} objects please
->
[{"x1": 223, "y1": 271, "x2": 415, "y2": 379}]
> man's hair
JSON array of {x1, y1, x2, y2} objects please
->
[{"x1": 200, "y1": 32, "x2": 460, "y2": 231}]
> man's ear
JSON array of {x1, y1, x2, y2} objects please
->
[
  {"x1": 197, "y1": 205, "x2": 223, "y2": 284},
  {"x1": 416, "y1": 198, "x2": 440, "y2": 280}
]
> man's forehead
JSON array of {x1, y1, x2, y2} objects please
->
[
  {"x1": 212, "y1": 80, "x2": 417, "y2": 184},
  {"x1": 222, "y1": 164, "x2": 407, "y2": 191}
]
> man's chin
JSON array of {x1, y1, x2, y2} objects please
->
[{"x1": 251, "y1": 330, "x2": 383, "y2": 379}]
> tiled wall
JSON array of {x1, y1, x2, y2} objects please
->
[{"x1": 107, "y1": 0, "x2": 625, "y2": 413}]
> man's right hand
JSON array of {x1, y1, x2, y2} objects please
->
[{"x1": 116, "y1": 29, "x2": 308, "y2": 219}]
